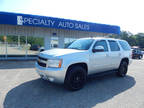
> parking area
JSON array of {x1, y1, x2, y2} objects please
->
[{"x1": 0, "y1": 59, "x2": 144, "y2": 108}]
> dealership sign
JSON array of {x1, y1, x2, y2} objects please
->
[
  {"x1": 0, "y1": 12, "x2": 120, "y2": 34},
  {"x1": 17, "y1": 16, "x2": 90, "y2": 30}
]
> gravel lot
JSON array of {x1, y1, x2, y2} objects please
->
[{"x1": 0, "y1": 59, "x2": 144, "y2": 108}]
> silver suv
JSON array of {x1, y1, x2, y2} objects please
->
[{"x1": 35, "y1": 38, "x2": 132, "y2": 91}]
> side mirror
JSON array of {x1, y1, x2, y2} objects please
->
[{"x1": 92, "y1": 46, "x2": 104, "y2": 53}]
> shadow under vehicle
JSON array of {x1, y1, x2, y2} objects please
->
[{"x1": 3, "y1": 74, "x2": 135, "y2": 108}]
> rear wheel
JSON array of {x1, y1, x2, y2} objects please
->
[
  {"x1": 117, "y1": 61, "x2": 128, "y2": 77},
  {"x1": 64, "y1": 66, "x2": 87, "y2": 91}
]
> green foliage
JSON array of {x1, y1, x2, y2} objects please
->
[
  {"x1": 27, "y1": 37, "x2": 44, "y2": 46},
  {"x1": 109, "y1": 31, "x2": 144, "y2": 48},
  {"x1": 1, "y1": 32, "x2": 144, "y2": 49},
  {"x1": 118, "y1": 31, "x2": 144, "y2": 48},
  {"x1": 0, "y1": 35, "x2": 44, "y2": 46},
  {"x1": 0, "y1": 36, "x2": 3, "y2": 41},
  {"x1": 127, "y1": 36, "x2": 137, "y2": 46},
  {"x1": 135, "y1": 34, "x2": 144, "y2": 48}
]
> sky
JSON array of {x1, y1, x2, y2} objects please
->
[{"x1": 0, "y1": 0, "x2": 144, "y2": 34}]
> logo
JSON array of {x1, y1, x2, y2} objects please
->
[{"x1": 17, "y1": 16, "x2": 23, "y2": 25}]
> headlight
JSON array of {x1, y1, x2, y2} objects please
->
[{"x1": 47, "y1": 59, "x2": 62, "y2": 68}]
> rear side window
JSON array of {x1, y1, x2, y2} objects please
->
[
  {"x1": 119, "y1": 41, "x2": 131, "y2": 51},
  {"x1": 108, "y1": 40, "x2": 120, "y2": 51}
]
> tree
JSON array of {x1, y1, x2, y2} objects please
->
[{"x1": 135, "y1": 34, "x2": 144, "y2": 48}]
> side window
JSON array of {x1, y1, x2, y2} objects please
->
[
  {"x1": 119, "y1": 41, "x2": 131, "y2": 51},
  {"x1": 108, "y1": 40, "x2": 120, "y2": 51},
  {"x1": 93, "y1": 40, "x2": 108, "y2": 52}
]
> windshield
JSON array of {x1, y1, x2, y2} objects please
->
[{"x1": 67, "y1": 39, "x2": 94, "y2": 50}]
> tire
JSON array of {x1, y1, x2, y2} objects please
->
[
  {"x1": 64, "y1": 66, "x2": 87, "y2": 91},
  {"x1": 117, "y1": 61, "x2": 128, "y2": 77}
]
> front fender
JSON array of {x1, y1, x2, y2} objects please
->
[{"x1": 62, "y1": 53, "x2": 89, "y2": 72}]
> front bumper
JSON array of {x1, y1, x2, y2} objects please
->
[{"x1": 35, "y1": 62, "x2": 66, "y2": 83}]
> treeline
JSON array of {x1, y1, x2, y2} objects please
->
[
  {"x1": 0, "y1": 36, "x2": 44, "y2": 46},
  {"x1": 1, "y1": 31, "x2": 144, "y2": 48},
  {"x1": 109, "y1": 31, "x2": 144, "y2": 48}
]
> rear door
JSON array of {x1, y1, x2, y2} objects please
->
[{"x1": 108, "y1": 40, "x2": 121, "y2": 69}]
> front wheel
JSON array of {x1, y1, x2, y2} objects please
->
[
  {"x1": 64, "y1": 66, "x2": 87, "y2": 91},
  {"x1": 117, "y1": 61, "x2": 128, "y2": 77}
]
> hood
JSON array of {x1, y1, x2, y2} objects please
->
[{"x1": 39, "y1": 48, "x2": 85, "y2": 58}]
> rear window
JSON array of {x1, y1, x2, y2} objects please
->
[{"x1": 119, "y1": 41, "x2": 131, "y2": 51}]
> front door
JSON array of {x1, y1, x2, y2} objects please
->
[{"x1": 89, "y1": 40, "x2": 111, "y2": 74}]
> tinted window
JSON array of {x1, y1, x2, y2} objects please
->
[
  {"x1": 108, "y1": 40, "x2": 120, "y2": 51},
  {"x1": 119, "y1": 41, "x2": 131, "y2": 51},
  {"x1": 94, "y1": 40, "x2": 108, "y2": 52},
  {"x1": 67, "y1": 39, "x2": 94, "y2": 50}
]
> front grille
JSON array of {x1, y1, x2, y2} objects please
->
[
  {"x1": 37, "y1": 56, "x2": 47, "y2": 67},
  {"x1": 37, "y1": 61, "x2": 46, "y2": 67},
  {"x1": 38, "y1": 56, "x2": 47, "y2": 61}
]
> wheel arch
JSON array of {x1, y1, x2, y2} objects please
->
[
  {"x1": 121, "y1": 57, "x2": 129, "y2": 65},
  {"x1": 66, "y1": 62, "x2": 88, "y2": 75}
]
